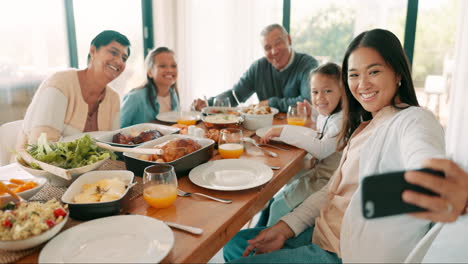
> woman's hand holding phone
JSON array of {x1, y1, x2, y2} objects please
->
[{"x1": 403, "y1": 158, "x2": 468, "y2": 222}]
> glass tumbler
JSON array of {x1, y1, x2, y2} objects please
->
[
  {"x1": 218, "y1": 128, "x2": 244, "y2": 159},
  {"x1": 143, "y1": 164, "x2": 178, "y2": 208}
]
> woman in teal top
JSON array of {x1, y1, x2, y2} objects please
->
[{"x1": 120, "y1": 47, "x2": 180, "y2": 128}]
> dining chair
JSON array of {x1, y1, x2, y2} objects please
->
[
  {"x1": 404, "y1": 222, "x2": 444, "y2": 263},
  {"x1": 420, "y1": 215, "x2": 468, "y2": 263},
  {"x1": 0, "y1": 119, "x2": 23, "y2": 166}
]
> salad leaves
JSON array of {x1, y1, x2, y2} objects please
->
[{"x1": 27, "y1": 133, "x2": 116, "y2": 169}]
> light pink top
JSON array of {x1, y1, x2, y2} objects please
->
[
  {"x1": 157, "y1": 94, "x2": 172, "y2": 113},
  {"x1": 312, "y1": 106, "x2": 399, "y2": 256}
]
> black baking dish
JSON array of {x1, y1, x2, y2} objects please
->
[
  {"x1": 61, "y1": 170, "x2": 135, "y2": 221},
  {"x1": 123, "y1": 134, "x2": 215, "y2": 177}
]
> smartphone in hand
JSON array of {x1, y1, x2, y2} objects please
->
[{"x1": 361, "y1": 168, "x2": 444, "y2": 219}]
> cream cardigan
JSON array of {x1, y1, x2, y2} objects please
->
[
  {"x1": 20, "y1": 69, "x2": 120, "y2": 144},
  {"x1": 281, "y1": 106, "x2": 445, "y2": 263}
]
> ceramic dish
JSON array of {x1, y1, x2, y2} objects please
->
[
  {"x1": 189, "y1": 159, "x2": 273, "y2": 191},
  {"x1": 240, "y1": 107, "x2": 279, "y2": 131},
  {"x1": 123, "y1": 134, "x2": 215, "y2": 177},
  {"x1": 94, "y1": 123, "x2": 180, "y2": 148},
  {"x1": 255, "y1": 125, "x2": 289, "y2": 142},
  {"x1": 61, "y1": 170, "x2": 134, "y2": 220},
  {"x1": 0, "y1": 163, "x2": 47, "y2": 204},
  {"x1": 39, "y1": 215, "x2": 174, "y2": 263},
  {"x1": 201, "y1": 106, "x2": 241, "y2": 116},
  {"x1": 16, "y1": 157, "x2": 109, "y2": 187},
  {"x1": 156, "y1": 111, "x2": 201, "y2": 123},
  {"x1": 202, "y1": 114, "x2": 244, "y2": 130},
  {"x1": 0, "y1": 213, "x2": 68, "y2": 251}
]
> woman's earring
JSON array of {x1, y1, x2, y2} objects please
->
[{"x1": 398, "y1": 81, "x2": 401, "y2": 87}]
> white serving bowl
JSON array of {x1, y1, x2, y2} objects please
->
[
  {"x1": 0, "y1": 163, "x2": 48, "y2": 204},
  {"x1": 16, "y1": 158, "x2": 108, "y2": 187},
  {"x1": 241, "y1": 107, "x2": 279, "y2": 131},
  {"x1": 0, "y1": 178, "x2": 47, "y2": 205},
  {"x1": 0, "y1": 210, "x2": 69, "y2": 251},
  {"x1": 201, "y1": 106, "x2": 240, "y2": 116}
]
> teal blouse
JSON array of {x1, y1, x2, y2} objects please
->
[{"x1": 120, "y1": 83, "x2": 179, "y2": 128}]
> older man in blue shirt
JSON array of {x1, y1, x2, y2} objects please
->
[{"x1": 193, "y1": 24, "x2": 318, "y2": 113}]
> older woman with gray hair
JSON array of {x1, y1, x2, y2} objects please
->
[{"x1": 120, "y1": 47, "x2": 180, "y2": 128}]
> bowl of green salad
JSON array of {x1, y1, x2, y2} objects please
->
[{"x1": 18, "y1": 134, "x2": 116, "y2": 187}]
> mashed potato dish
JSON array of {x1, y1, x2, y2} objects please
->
[
  {"x1": 73, "y1": 178, "x2": 126, "y2": 203},
  {"x1": 0, "y1": 199, "x2": 68, "y2": 241},
  {"x1": 241, "y1": 105, "x2": 272, "y2": 115}
]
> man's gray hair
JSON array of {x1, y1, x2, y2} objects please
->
[{"x1": 260, "y1": 24, "x2": 289, "y2": 37}]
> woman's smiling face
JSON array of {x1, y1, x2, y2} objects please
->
[
  {"x1": 347, "y1": 47, "x2": 401, "y2": 116},
  {"x1": 90, "y1": 40, "x2": 128, "y2": 83}
]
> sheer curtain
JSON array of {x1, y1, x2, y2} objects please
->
[
  {"x1": 446, "y1": 0, "x2": 468, "y2": 169},
  {"x1": 153, "y1": 0, "x2": 282, "y2": 108}
]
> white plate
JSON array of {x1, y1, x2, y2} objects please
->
[
  {"x1": 255, "y1": 125, "x2": 289, "y2": 142},
  {"x1": 95, "y1": 123, "x2": 180, "y2": 147},
  {"x1": 189, "y1": 159, "x2": 273, "y2": 191},
  {"x1": 39, "y1": 215, "x2": 174, "y2": 263},
  {"x1": 0, "y1": 163, "x2": 47, "y2": 204},
  {"x1": 156, "y1": 111, "x2": 201, "y2": 123}
]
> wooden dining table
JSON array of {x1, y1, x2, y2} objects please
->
[{"x1": 17, "y1": 114, "x2": 313, "y2": 263}]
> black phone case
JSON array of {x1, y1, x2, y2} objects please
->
[{"x1": 362, "y1": 168, "x2": 444, "y2": 219}]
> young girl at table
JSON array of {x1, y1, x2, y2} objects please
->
[
  {"x1": 257, "y1": 62, "x2": 344, "y2": 226},
  {"x1": 224, "y1": 28, "x2": 446, "y2": 263},
  {"x1": 120, "y1": 47, "x2": 180, "y2": 128}
]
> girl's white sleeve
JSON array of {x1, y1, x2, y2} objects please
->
[{"x1": 279, "y1": 119, "x2": 341, "y2": 160}]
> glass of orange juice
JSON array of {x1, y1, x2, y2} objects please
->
[
  {"x1": 177, "y1": 111, "x2": 198, "y2": 125},
  {"x1": 218, "y1": 128, "x2": 244, "y2": 159},
  {"x1": 287, "y1": 105, "x2": 307, "y2": 126},
  {"x1": 143, "y1": 164, "x2": 178, "y2": 209}
]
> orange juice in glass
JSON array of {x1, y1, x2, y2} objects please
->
[
  {"x1": 177, "y1": 111, "x2": 198, "y2": 125},
  {"x1": 143, "y1": 164, "x2": 178, "y2": 209},
  {"x1": 287, "y1": 117, "x2": 307, "y2": 126},
  {"x1": 287, "y1": 105, "x2": 307, "y2": 126},
  {"x1": 218, "y1": 128, "x2": 244, "y2": 159}
]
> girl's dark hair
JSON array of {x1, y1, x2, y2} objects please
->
[
  {"x1": 337, "y1": 28, "x2": 419, "y2": 150},
  {"x1": 310, "y1": 62, "x2": 343, "y2": 115},
  {"x1": 87, "y1": 30, "x2": 131, "y2": 63},
  {"x1": 140, "y1": 47, "x2": 180, "y2": 112}
]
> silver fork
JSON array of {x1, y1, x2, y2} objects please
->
[{"x1": 177, "y1": 189, "x2": 232, "y2": 203}]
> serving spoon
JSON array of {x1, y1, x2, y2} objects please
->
[{"x1": 95, "y1": 142, "x2": 163, "y2": 155}]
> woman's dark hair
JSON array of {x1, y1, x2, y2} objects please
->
[
  {"x1": 140, "y1": 47, "x2": 180, "y2": 112},
  {"x1": 87, "y1": 30, "x2": 131, "y2": 63},
  {"x1": 337, "y1": 28, "x2": 419, "y2": 150},
  {"x1": 309, "y1": 62, "x2": 343, "y2": 115}
]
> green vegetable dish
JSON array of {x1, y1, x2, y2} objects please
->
[{"x1": 27, "y1": 133, "x2": 116, "y2": 169}]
